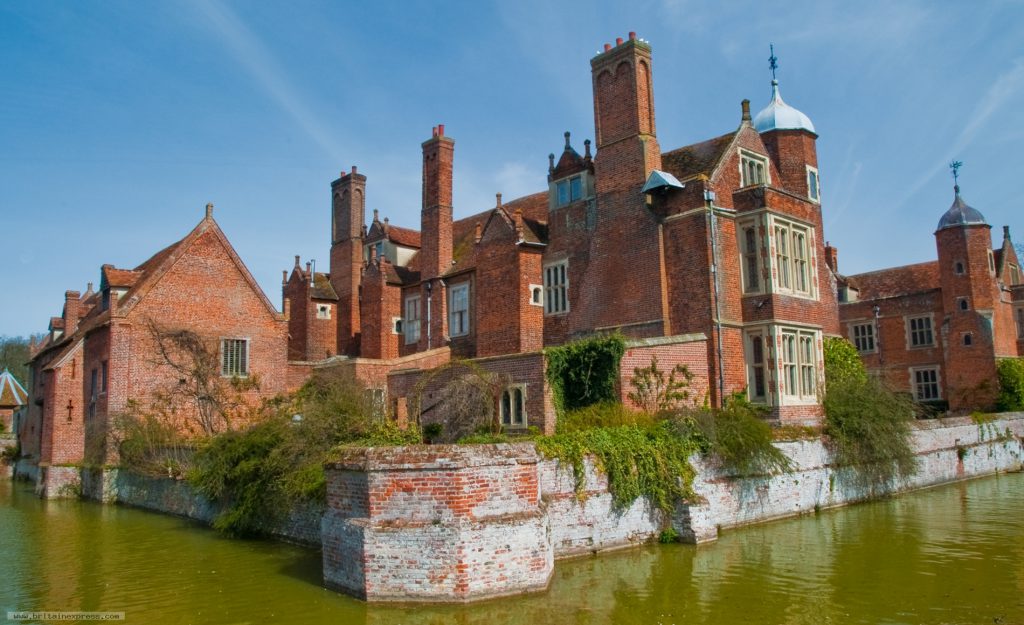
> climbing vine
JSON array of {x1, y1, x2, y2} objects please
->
[
  {"x1": 535, "y1": 421, "x2": 700, "y2": 513},
  {"x1": 544, "y1": 333, "x2": 626, "y2": 414}
]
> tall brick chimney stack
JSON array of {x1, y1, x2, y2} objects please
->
[
  {"x1": 420, "y1": 125, "x2": 454, "y2": 280},
  {"x1": 591, "y1": 31, "x2": 661, "y2": 192},
  {"x1": 63, "y1": 290, "x2": 81, "y2": 336},
  {"x1": 330, "y1": 166, "x2": 367, "y2": 356}
]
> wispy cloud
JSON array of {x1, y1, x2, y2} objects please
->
[
  {"x1": 187, "y1": 0, "x2": 343, "y2": 163},
  {"x1": 892, "y1": 57, "x2": 1024, "y2": 209}
]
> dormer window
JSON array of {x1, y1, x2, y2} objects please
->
[
  {"x1": 556, "y1": 175, "x2": 583, "y2": 207},
  {"x1": 740, "y1": 151, "x2": 769, "y2": 187}
]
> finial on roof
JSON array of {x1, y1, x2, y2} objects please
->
[
  {"x1": 769, "y1": 43, "x2": 778, "y2": 81},
  {"x1": 950, "y1": 159, "x2": 963, "y2": 194},
  {"x1": 495, "y1": 192, "x2": 502, "y2": 208},
  {"x1": 564, "y1": 131, "x2": 571, "y2": 149},
  {"x1": 85, "y1": 282, "x2": 94, "y2": 295},
  {"x1": 584, "y1": 139, "x2": 592, "y2": 159},
  {"x1": 294, "y1": 255, "x2": 301, "y2": 268},
  {"x1": 205, "y1": 202, "x2": 214, "y2": 219},
  {"x1": 1004, "y1": 225, "x2": 1011, "y2": 240},
  {"x1": 282, "y1": 270, "x2": 288, "y2": 284},
  {"x1": 373, "y1": 208, "x2": 379, "y2": 222},
  {"x1": 548, "y1": 153, "x2": 555, "y2": 174},
  {"x1": 741, "y1": 99, "x2": 751, "y2": 122}
]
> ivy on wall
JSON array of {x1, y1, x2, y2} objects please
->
[{"x1": 544, "y1": 334, "x2": 626, "y2": 413}]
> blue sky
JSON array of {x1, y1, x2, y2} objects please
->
[{"x1": 2, "y1": 0, "x2": 1022, "y2": 337}]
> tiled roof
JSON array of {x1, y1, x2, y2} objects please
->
[
  {"x1": 311, "y1": 272, "x2": 338, "y2": 300},
  {"x1": 0, "y1": 368, "x2": 27, "y2": 407},
  {"x1": 661, "y1": 132, "x2": 736, "y2": 181},
  {"x1": 845, "y1": 261, "x2": 940, "y2": 300},
  {"x1": 448, "y1": 192, "x2": 549, "y2": 274},
  {"x1": 101, "y1": 265, "x2": 142, "y2": 289},
  {"x1": 387, "y1": 225, "x2": 422, "y2": 248}
]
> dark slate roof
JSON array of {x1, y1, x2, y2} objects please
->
[
  {"x1": 0, "y1": 369, "x2": 27, "y2": 407},
  {"x1": 937, "y1": 188, "x2": 987, "y2": 231},
  {"x1": 661, "y1": 132, "x2": 736, "y2": 181},
  {"x1": 845, "y1": 261, "x2": 940, "y2": 299}
]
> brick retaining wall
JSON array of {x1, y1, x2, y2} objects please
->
[{"x1": 322, "y1": 413, "x2": 1024, "y2": 602}]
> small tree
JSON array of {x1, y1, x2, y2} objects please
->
[
  {"x1": 411, "y1": 360, "x2": 510, "y2": 441},
  {"x1": 627, "y1": 356, "x2": 695, "y2": 413},
  {"x1": 996, "y1": 357, "x2": 1024, "y2": 411}
]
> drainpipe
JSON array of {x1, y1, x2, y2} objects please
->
[
  {"x1": 873, "y1": 304, "x2": 883, "y2": 366},
  {"x1": 425, "y1": 280, "x2": 432, "y2": 349},
  {"x1": 706, "y1": 189, "x2": 726, "y2": 405}
]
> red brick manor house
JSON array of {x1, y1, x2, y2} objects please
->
[
  {"x1": 285, "y1": 32, "x2": 842, "y2": 430},
  {"x1": 18, "y1": 33, "x2": 1021, "y2": 497}
]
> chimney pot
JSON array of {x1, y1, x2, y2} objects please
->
[
  {"x1": 741, "y1": 99, "x2": 751, "y2": 121},
  {"x1": 205, "y1": 202, "x2": 214, "y2": 218},
  {"x1": 628, "y1": 31, "x2": 636, "y2": 40},
  {"x1": 373, "y1": 208, "x2": 379, "y2": 221},
  {"x1": 305, "y1": 262, "x2": 311, "y2": 274},
  {"x1": 584, "y1": 139, "x2": 592, "y2": 158},
  {"x1": 351, "y1": 165, "x2": 357, "y2": 174},
  {"x1": 496, "y1": 192, "x2": 502, "y2": 208},
  {"x1": 438, "y1": 124, "x2": 445, "y2": 136},
  {"x1": 294, "y1": 255, "x2": 301, "y2": 267},
  {"x1": 616, "y1": 37, "x2": 624, "y2": 45},
  {"x1": 1004, "y1": 225, "x2": 1011, "y2": 240},
  {"x1": 604, "y1": 43, "x2": 612, "y2": 52},
  {"x1": 432, "y1": 126, "x2": 438, "y2": 138}
]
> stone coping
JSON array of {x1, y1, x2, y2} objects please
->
[
  {"x1": 910, "y1": 412, "x2": 1024, "y2": 430},
  {"x1": 327, "y1": 442, "x2": 539, "y2": 471}
]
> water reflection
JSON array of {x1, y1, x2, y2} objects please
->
[{"x1": 2, "y1": 475, "x2": 1023, "y2": 624}]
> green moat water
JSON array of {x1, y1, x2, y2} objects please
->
[{"x1": 2, "y1": 474, "x2": 1023, "y2": 625}]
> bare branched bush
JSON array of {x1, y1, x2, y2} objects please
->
[
  {"x1": 627, "y1": 356, "x2": 696, "y2": 414},
  {"x1": 411, "y1": 360, "x2": 510, "y2": 443},
  {"x1": 145, "y1": 319, "x2": 260, "y2": 437}
]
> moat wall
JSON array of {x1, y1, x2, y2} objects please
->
[{"x1": 322, "y1": 413, "x2": 1024, "y2": 602}]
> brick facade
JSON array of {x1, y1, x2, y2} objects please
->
[
  {"x1": 22, "y1": 208, "x2": 300, "y2": 497},
  {"x1": 288, "y1": 32, "x2": 840, "y2": 427},
  {"x1": 838, "y1": 202, "x2": 1022, "y2": 411}
]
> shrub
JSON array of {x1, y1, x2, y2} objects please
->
[
  {"x1": 680, "y1": 394, "x2": 792, "y2": 476},
  {"x1": 188, "y1": 369, "x2": 416, "y2": 536},
  {"x1": 823, "y1": 376, "x2": 917, "y2": 486},
  {"x1": 535, "y1": 421, "x2": 700, "y2": 513},
  {"x1": 822, "y1": 337, "x2": 867, "y2": 386},
  {"x1": 556, "y1": 401, "x2": 653, "y2": 434},
  {"x1": 996, "y1": 357, "x2": 1024, "y2": 411},
  {"x1": 545, "y1": 334, "x2": 626, "y2": 413},
  {"x1": 627, "y1": 356, "x2": 695, "y2": 414},
  {"x1": 113, "y1": 408, "x2": 195, "y2": 477}
]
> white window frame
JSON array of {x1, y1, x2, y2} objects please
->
[
  {"x1": 220, "y1": 338, "x2": 249, "y2": 377},
  {"x1": 404, "y1": 295, "x2": 421, "y2": 345},
  {"x1": 392, "y1": 316, "x2": 403, "y2": 335},
  {"x1": 739, "y1": 221, "x2": 762, "y2": 294},
  {"x1": 739, "y1": 150, "x2": 769, "y2": 187},
  {"x1": 448, "y1": 282, "x2": 470, "y2": 337},
  {"x1": 770, "y1": 216, "x2": 816, "y2": 298},
  {"x1": 988, "y1": 250, "x2": 996, "y2": 274},
  {"x1": 316, "y1": 303, "x2": 332, "y2": 320},
  {"x1": 850, "y1": 321, "x2": 876, "y2": 353},
  {"x1": 779, "y1": 328, "x2": 819, "y2": 402},
  {"x1": 806, "y1": 166, "x2": 820, "y2": 203},
  {"x1": 744, "y1": 330, "x2": 768, "y2": 402},
  {"x1": 528, "y1": 284, "x2": 543, "y2": 307},
  {"x1": 500, "y1": 384, "x2": 527, "y2": 429},
  {"x1": 544, "y1": 260, "x2": 569, "y2": 315},
  {"x1": 906, "y1": 315, "x2": 935, "y2": 349},
  {"x1": 910, "y1": 366, "x2": 941, "y2": 401},
  {"x1": 1009, "y1": 263, "x2": 1019, "y2": 285}
]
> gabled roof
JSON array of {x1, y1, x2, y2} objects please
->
[
  {"x1": 115, "y1": 214, "x2": 282, "y2": 321},
  {"x1": 661, "y1": 132, "x2": 736, "y2": 182},
  {"x1": 447, "y1": 192, "x2": 549, "y2": 275},
  {"x1": 844, "y1": 261, "x2": 941, "y2": 300},
  {"x1": 101, "y1": 265, "x2": 142, "y2": 289},
  {"x1": 386, "y1": 225, "x2": 422, "y2": 249},
  {"x1": 311, "y1": 272, "x2": 338, "y2": 301},
  {"x1": 0, "y1": 369, "x2": 27, "y2": 407}
]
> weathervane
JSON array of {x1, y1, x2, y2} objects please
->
[
  {"x1": 769, "y1": 43, "x2": 778, "y2": 81},
  {"x1": 950, "y1": 160, "x2": 963, "y2": 192}
]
